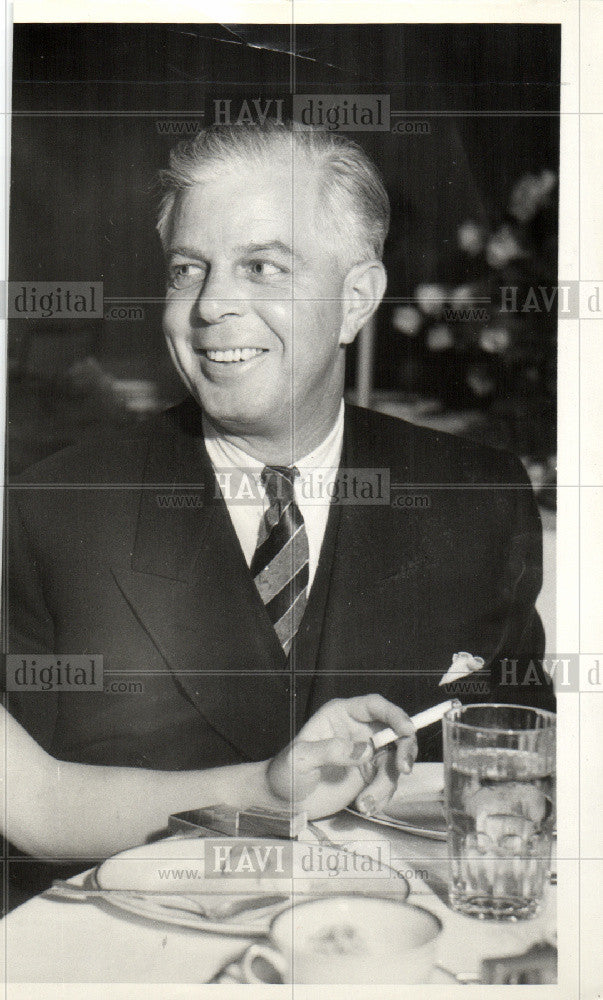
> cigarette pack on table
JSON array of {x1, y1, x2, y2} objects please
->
[
  {"x1": 168, "y1": 805, "x2": 239, "y2": 837},
  {"x1": 168, "y1": 804, "x2": 307, "y2": 839},
  {"x1": 238, "y1": 806, "x2": 307, "y2": 839}
]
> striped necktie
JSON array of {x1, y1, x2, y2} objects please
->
[{"x1": 250, "y1": 465, "x2": 309, "y2": 655}]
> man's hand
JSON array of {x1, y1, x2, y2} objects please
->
[{"x1": 265, "y1": 694, "x2": 418, "y2": 820}]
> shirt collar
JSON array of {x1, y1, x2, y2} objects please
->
[{"x1": 293, "y1": 401, "x2": 344, "y2": 480}]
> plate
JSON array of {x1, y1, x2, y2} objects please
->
[
  {"x1": 93, "y1": 837, "x2": 408, "y2": 936},
  {"x1": 347, "y1": 762, "x2": 446, "y2": 840},
  {"x1": 86, "y1": 880, "x2": 278, "y2": 937},
  {"x1": 347, "y1": 797, "x2": 446, "y2": 841}
]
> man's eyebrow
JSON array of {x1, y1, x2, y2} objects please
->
[
  {"x1": 167, "y1": 241, "x2": 304, "y2": 263},
  {"x1": 234, "y1": 240, "x2": 303, "y2": 261},
  {"x1": 167, "y1": 246, "x2": 209, "y2": 262}
]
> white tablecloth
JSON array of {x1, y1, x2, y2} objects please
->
[{"x1": 1, "y1": 764, "x2": 556, "y2": 984}]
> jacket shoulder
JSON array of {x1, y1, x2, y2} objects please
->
[
  {"x1": 10, "y1": 404, "x2": 194, "y2": 486},
  {"x1": 346, "y1": 404, "x2": 528, "y2": 485}
]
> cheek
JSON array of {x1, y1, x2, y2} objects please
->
[
  {"x1": 256, "y1": 299, "x2": 293, "y2": 345},
  {"x1": 291, "y1": 299, "x2": 342, "y2": 358},
  {"x1": 163, "y1": 302, "x2": 191, "y2": 347}
]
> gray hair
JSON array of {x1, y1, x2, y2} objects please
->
[{"x1": 156, "y1": 120, "x2": 390, "y2": 268}]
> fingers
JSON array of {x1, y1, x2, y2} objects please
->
[
  {"x1": 344, "y1": 694, "x2": 416, "y2": 740},
  {"x1": 355, "y1": 748, "x2": 397, "y2": 816},
  {"x1": 293, "y1": 737, "x2": 372, "y2": 771},
  {"x1": 395, "y1": 733, "x2": 418, "y2": 775},
  {"x1": 354, "y1": 730, "x2": 419, "y2": 816},
  {"x1": 267, "y1": 736, "x2": 371, "y2": 805},
  {"x1": 359, "y1": 734, "x2": 418, "y2": 785}
]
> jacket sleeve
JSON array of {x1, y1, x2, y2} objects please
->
[
  {"x1": 3, "y1": 489, "x2": 59, "y2": 749},
  {"x1": 479, "y1": 453, "x2": 556, "y2": 713}
]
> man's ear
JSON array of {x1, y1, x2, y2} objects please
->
[{"x1": 339, "y1": 260, "x2": 387, "y2": 346}]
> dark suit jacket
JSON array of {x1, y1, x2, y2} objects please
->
[{"x1": 4, "y1": 400, "x2": 554, "y2": 768}]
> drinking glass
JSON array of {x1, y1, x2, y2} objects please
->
[{"x1": 443, "y1": 703, "x2": 555, "y2": 920}]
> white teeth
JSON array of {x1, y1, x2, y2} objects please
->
[{"x1": 205, "y1": 347, "x2": 264, "y2": 363}]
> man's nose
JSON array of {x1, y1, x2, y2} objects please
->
[{"x1": 193, "y1": 266, "x2": 243, "y2": 325}]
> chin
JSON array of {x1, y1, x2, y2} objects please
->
[{"x1": 202, "y1": 401, "x2": 275, "y2": 434}]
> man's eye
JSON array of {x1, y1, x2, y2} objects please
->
[
  {"x1": 168, "y1": 263, "x2": 205, "y2": 289},
  {"x1": 247, "y1": 260, "x2": 287, "y2": 279}
]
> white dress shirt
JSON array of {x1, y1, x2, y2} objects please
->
[{"x1": 202, "y1": 402, "x2": 345, "y2": 591}]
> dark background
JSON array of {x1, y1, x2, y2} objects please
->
[{"x1": 8, "y1": 23, "x2": 560, "y2": 475}]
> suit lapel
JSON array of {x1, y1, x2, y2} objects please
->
[
  {"x1": 327, "y1": 404, "x2": 420, "y2": 590},
  {"x1": 111, "y1": 402, "x2": 291, "y2": 759},
  {"x1": 309, "y1": 405, "x2": 422, "y2": 678},
  {"x1": 292, "y1": 406, "x2": 420, "y2": 720}
]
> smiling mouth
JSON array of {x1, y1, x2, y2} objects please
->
[{"x1": 200, "y1": 347, "x2": 267, "y2": 364}]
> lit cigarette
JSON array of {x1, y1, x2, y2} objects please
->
[{"x1": 371, "y1": 699, "x2": 460, "y2": 750}]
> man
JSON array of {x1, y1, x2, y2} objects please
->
[{"x1": 5, "y1": 121, "x2": 554, "y2": 792}]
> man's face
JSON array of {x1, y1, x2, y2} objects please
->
[{"x1": 162, "y1": 158, "x2": 350, "y2": 454}]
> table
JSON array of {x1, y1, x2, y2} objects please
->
[{"x1": 1, "y1": 765, "x2": 556, "y2": 984}]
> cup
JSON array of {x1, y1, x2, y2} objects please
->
[
  {"x1": 442, "y1": 703, "x2": 556, "y2": 919},
  {"x1": 241, "y1": 895, "x2": 441, "y2": 984}
]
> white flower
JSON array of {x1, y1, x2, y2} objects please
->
[
  {"x1": 486, "y1": 226, "x2": 526, "y2": 269},
  {"x1": 439, "y1": 651, "x2": 486, "y2": 686},
  {"x1": 415, "y1": 283, "x2": 446, "y2": 317},
  {"x1": 426, "y1": 324, "x2": 454, "y2": 351},
  {"x1": 539, "y1": 170, "x2": 557, "y2": 197},
  {"x1": 523, "y1": 460, "x2": 547, "y2": 492},
  {"x1": 457, "y1": 221, "x2": 484, "y2": 255},
  {"x1": 509, "y1": 170, "x2": 557, "y2": 223},
  {"x1": 480, "y1": 326, "x2": 510, "y2": 353},
  {"x1": 392, "y1": 305, "x2": 422, "y2": 336},
  {"x1": 449, "y1": 284, "x2": 478, "y2": 308},
  {"x1": 466, "y1": 365, "x2": 495, "y2": 397}
]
